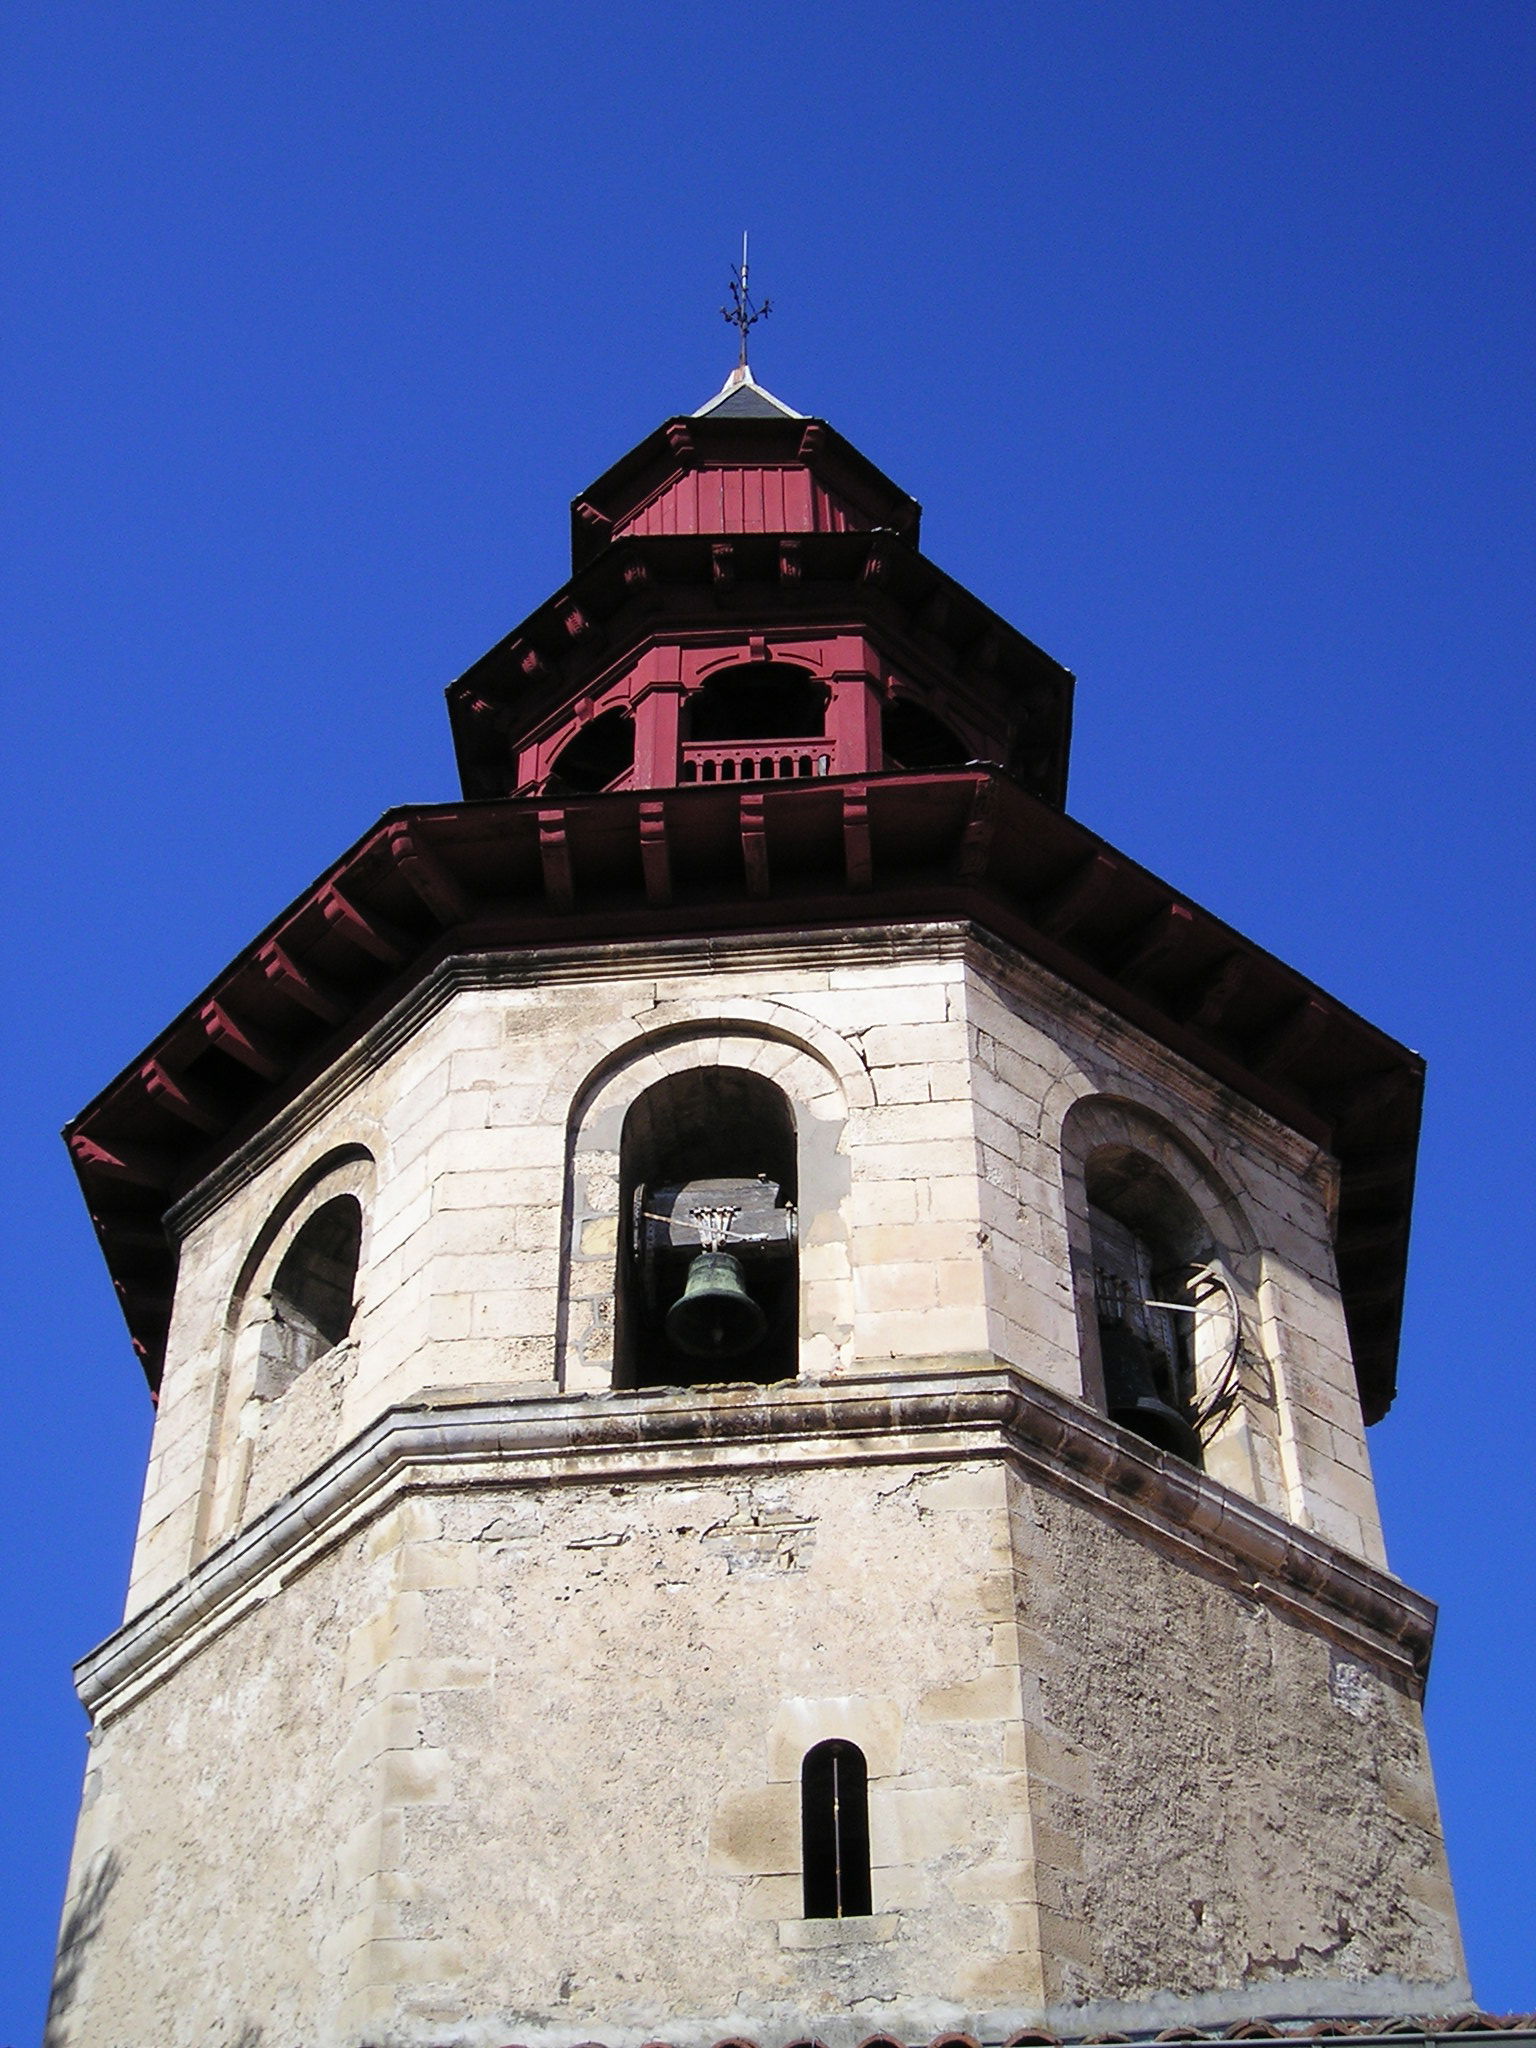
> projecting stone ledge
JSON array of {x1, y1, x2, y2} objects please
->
[{"x1": 76, "y1": 1366, "x2": 1436, "y2": 1723}]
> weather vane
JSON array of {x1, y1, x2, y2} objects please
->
[{"x1": 721, "y1": 232, "x2": 770, "y2": 369}]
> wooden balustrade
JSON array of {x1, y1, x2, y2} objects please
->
[{"x1": 680, "y1": 742, "x2": 833, "y2": 784}]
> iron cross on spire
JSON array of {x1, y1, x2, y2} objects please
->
[{"x1": 721, "y1": 232, "x2": 771, "y2": 368}]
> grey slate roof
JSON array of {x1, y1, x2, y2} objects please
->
[
  {"x1": 693, "y1": 366, "x2": 803, "y2": 420},
  {"x1": 705, "y1": 381, "x2": 800, "y2": 419}
]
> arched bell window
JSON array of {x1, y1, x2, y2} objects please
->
[
  {"x1": 616, "y1": 1067, "x2": 798, "y2": 1389},
  {"x1": 255, "y1": 1194, "x2": 362, "y2": 1400},
  {"x1": 1085, "y1": 1150, "x2": 1208, "y2": 1467},
  {"x1": 801, "y1": 1740, "x2": 872, "y2": 1919}
]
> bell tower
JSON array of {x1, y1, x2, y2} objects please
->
[{"x1": 50, "y1": 366, "x2": 1469, "y2": 2048}]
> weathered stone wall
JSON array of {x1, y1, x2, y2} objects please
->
[
  {"x1": 51, "y1": 1512, "x2": 369, "y2": 2045},
  {"x1": 1001, "y1": 1467, "x2": 1463, "y2": 2023},
  {"x1": 50, "y1": 1432, "x2": 1463, "y2": 2048}
]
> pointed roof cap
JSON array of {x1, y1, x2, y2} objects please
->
[
  {"x1": 693, "y1": 364, "x2": 804, "y2": 421},
  {"x1": 567, "y1": 385, "x2": 919, "y2": 571}
]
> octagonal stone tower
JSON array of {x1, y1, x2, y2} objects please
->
[{"x1": 51, "y1": 366, "x2": 1468, "y2": 2048}]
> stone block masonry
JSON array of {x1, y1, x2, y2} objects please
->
[{"x1": 56, "y1": 1376, "x2": 1463, "y2": 2047}]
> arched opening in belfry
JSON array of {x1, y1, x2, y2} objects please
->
[
  {"x1": 801, "y1": 1740, "x2": 872, "y2": 1919},
  {"x1": 615, "y1": 1067, "x2": 798, "y2": 1390},
  {"x1": 1085, "y1": 1148, "x2": 1209, "y2": 1467},
  {"x1": 684, "y1": 663, "x2": 827, "y2": 743},
  {"x1": 255, "y1": 1194, "x2": 362, "y2": 1399},
  {"x1": 880, "y1": 695, "x2": 969, "y2": 770},
  {"x1": 544, "y1": 706, "x2": 635, "y2": 795}
]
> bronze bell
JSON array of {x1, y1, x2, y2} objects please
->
[
  {"x1": 1098, "y1": 1321, "x2": 1203, "y2": 1466},
  {"x1": 665, "y1": 1250, "x2": 767, "y2": 1359}
]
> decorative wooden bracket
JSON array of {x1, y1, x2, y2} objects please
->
[
  {"x1": 842, "y1": 784, "x2": 873, "y2": 891},
  {"x1": 140, "y1": 1059, "x2": 222, "y2": 1135},
  {"x1": 638, "y1": 802, "x2": 671, "y2": 906},
  {"x1": 739, "y1": 793, "x2": 769, "y2": 898},
  {"x1": 1034, "y1": 850, "x2": 1118, "y2": 939},
  {"x1": 199, "y1": 1000, "x2": 282, "y2": 1079},
  {"x1": 386, "y1": 823, "x2": 468, "y2": 926},
  {"x1": 1252, "y1": 997, "x2": 1330, "y2": 1079},
  {"x1": 68, "y1": 1133, "x2": 173, "y2": 1191},
  {"x1": 318, "y1": 883, "x2": 408, "y2": 966},
  {"x1": 257, "y1": 941, "x2": 346, "y2": 1024},
  {"x1": 954, "y1": 776, "x2": 997, "y2": 882},
  {"x1": 1119, "y1": 902, "x2": 1196, "y2": 989},
  {"x1": 1185, "y1": 953, "x2": 1248, "y2": 1031},
  {"x1": 538, "y1": 809, "x2": 575, "y2": 910}
]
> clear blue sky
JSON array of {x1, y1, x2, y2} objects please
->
[{"x1": 3, "y1": 4, "x2": 1532, "y2": 2039}]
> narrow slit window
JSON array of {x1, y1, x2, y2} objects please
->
[{"x1": 801, "y1": 1740, "x2": 872, "y2": 1919}]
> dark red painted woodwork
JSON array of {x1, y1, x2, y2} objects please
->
[
  {"x1": 319, "y1": 882, "x2": 408, "y2": 965},
  {"x1": 1119, "y1": 902, "x2": 1197, "y2": 988},
  {"x1": 200, "y1": 1000, "x2": 282, "y2": 1079},
  {"x1": 842, "y1": 786, "x2": 873, "y2": 891},
  {"x1": 570, "y1": 412, "x2": 919, "y2": 571},
  {"x1": 140, "y1": 1059, "x2": 222, "y2": 1135},
  {"x1": 447, "y1": 408, "x2": 1069, "y2": 817},
  {"x1": 637, "y1": 802, "x2": 671, "y2": 907},
  {"x1": 1036, "y1": 851, "x2": 1120, "y2": 938},
  {"x1": 258, "y1": 940, "x2": 347, "y2": 1024},
  {"x1": 388, "y1": 821, "x2": 469, "y2": 925},
  {"x1": 739, "y1": 793, "x2": 770, "y2": 899},
  {"x1": 615, "y1": 464, "x2": 862, "y2": 541}
]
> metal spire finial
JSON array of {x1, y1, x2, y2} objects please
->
[{"x1": 721, "y1": 232, "x2": 771, "y2": 369}]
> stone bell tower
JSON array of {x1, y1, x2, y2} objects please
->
[{"x1": 52, "y1": 364, "x2": 1469, "y2": 2048}]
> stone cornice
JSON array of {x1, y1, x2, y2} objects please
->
[{"x1": 75, "y1": 1369, "x2": 1436, "y2": 1724}]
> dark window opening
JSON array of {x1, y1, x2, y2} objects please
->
[
  {"x1": 881, "y1": 697, "x2": 969, "y2": 770},
  {"x1": 685, "y1": 664, "x2": 826, "y2": 742},
  {"x1": 1086, "y1": 1150, "x2": 1205, "y2": 1467},
  {"x1": 256, "y1": 1195, "x2": 362, "y2": 1399},
  {"x1": 616, "y1": 1068, "x2": 798, "y2": 1390},
  {"x1": 801, "y1": 1740, "x2": 872, "y2": 1919},
  {"x1": 545, "y1": 707, "x2": 635, "y2": 795}
]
